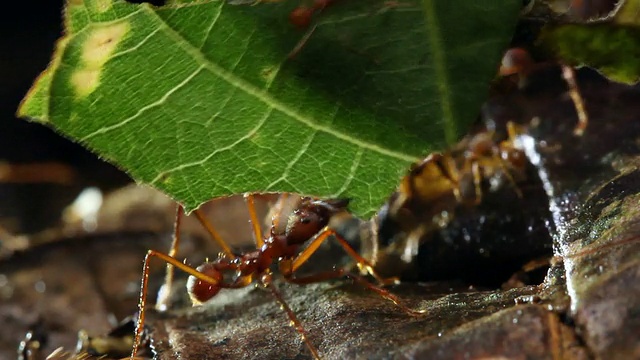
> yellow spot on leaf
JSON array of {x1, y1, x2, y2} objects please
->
[
  {"x1": 82, "y1": 22, "x2": 129, "y2": 67},
  {"x1": 159, "y1": 173, "x2": 173, "y2": 185},
  {"x1": 93, "y1": 0, "x2": 113, "y2": 13},
  {"x1": 261, "y1": 66, "x2": 277, "y2": 82},
  {"x1": 71, "y1": 21, "x2": 130, "y2": 99},
  {"x1": 71, "y1": 69, "x2": 101, "y2": 98}
]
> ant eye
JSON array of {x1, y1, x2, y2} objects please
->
[{"x1": 300, "y1": 217, "x2": 312, "y2": 224}]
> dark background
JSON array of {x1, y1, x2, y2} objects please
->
[{"x1": 1, "y1": 0, "x2": 130, "y2": 233}]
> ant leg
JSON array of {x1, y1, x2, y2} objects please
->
[
  {"x1": 290, "y1": 228, "x2": 399, "y2": 286},
  {"x1": 131, "y1": 250, "x2": 223, "y2": 359},
  {"x1": 405, "y1": 153, "x2": 461, "y2": 203},
  {"x1": 156, "y1": 204, "x2": 183, "y2": 311},
  {"x1": 244, "y1": 193, "x2": 265, "y2": 248},
  {"x1": 193, "y1": 208, "x2": 237, "y2": 259},
  {"x1": 495, "y1": 150, "x2": 524, "y2": 199},
  {"x1": 288, "y1": 23, "x2": 318, "y2": 59},
  {"x1": 260, "y1": 273, "x2": 321, "y2": 360},
  {"x1": 431, "y1": 154, "x2": 462, "y2": 202},
  {"x1": 270, "y1": 193, "x2": 290, "y2": 231},
  {"x1": 561, "y1": 65, "x2": 588, "y2": 136},
  {"x1": 282, "y1": 267, "x2": 425, "y2": 316},
  {"x1": 471, "y1": 160, "x2": 483, "y2": 205}
]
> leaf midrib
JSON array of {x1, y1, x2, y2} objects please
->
[{"x1": 422, "y1": 0, "x2": 455, "y2": 145}]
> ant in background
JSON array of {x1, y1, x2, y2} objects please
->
[
  {"x1": 369, "y1": 51, "x2": 591, "y2": 270},
  {"x1": 286, "y1": 0, "x2": 336, "y2": 58},
  {"x1": 286, "y1": 0, "x2": 411, "y2": 58},
  {"x1": 130, "y1": 193, "x2": 425, "y2": 360},
  {"x1": 391, "y1": 48, "x2": 591, "y2": 219},
  {"x1": 289, "y1": 0, "x2": 334, "y2": 29},
  {"x1": 499, "y1": 48, "x2": 588, "y2": 136}
]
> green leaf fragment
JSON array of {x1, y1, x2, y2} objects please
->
[
  {"x1": 541, "y1": 23, "x2": 640, "y2": 84},
  {"x1": 540, "y1": 0, "x2": 640, "y2": 85},
  {"x1": 18, "y1": 0, "x2": 520, "y2": 216}
]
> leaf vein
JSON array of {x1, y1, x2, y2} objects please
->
[
  {"x1": 422, "y1": 0, "x2": 456, "y2": 144},
  {"x1": 150, "y1": 106, "x2": 275, "y2": 184},
  {"x1": 112, "y1": 28, "x2": 161, "y2": 60},
  {"x1": 331, "y1": 147, "x2": 363, "y2": 198},
  {"x1": 265, "y1": 130, "x2": 318, "y2": 190},
  {"x1": 80, "y1": 65, "x2": 205, "y2": 141},
  {"x1": 198, "y1": 6, "x2": 223, "y2": 50}
]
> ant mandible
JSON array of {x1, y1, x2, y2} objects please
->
[{"x1": 130, "y1": 193, "x2": 425, "y2": 359}]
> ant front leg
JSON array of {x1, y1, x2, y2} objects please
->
[
  {"x1": 288, "y1": 23, "x2": 318, "y2": 59},
  {"x1": 158, "y1": 201, "x2": 242, "y2": 311},
  {"x1": 156, "y1": 204, "x2": 183, "y2": 311},
  {"x1": 290, "y1": 227, "x2": 399, "y2": 286},
  {"x1": 561, "y1": 65, "x2": 589, "y2": 136},
  {"x1": 469, "y1": 160, "x2": 484, "y2": 205},
  {"x1": 193, "y1": 207, "x2": 237, "y2": 259},
  {"x1": 244, "y1": 193, "x2": 265, "y2": 248},
  {"x1": 131, "y1": 250, "x2": 224, "y2": 359}
]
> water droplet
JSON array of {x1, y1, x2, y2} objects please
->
[{"x1": 34, "y1": 280, "x2": 46, "y2": 293}]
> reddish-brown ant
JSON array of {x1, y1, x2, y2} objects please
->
[
  {"x1": 286, "y1": 0, "x2": 335, "y2": 58},
  {"x1": 369, "y1": 58, "x2": 591, "y2": 270},
  {"x1": 289, "y1": 0, "x2": 333, "y2": 29},
  {"x1": 387, "y1": 55, "x2": 591, "y2": 218},
  {"x1": 130, "y1": 193, "x2": 424, "y2": 359}
]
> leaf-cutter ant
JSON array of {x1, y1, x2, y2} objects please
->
[{"x1": 130, "y1": 193, "x2": 425, "y2": 359}]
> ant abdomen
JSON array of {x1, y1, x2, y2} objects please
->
[{"x1": 187, "y1": 263, "x2": 223, "y2": 305}]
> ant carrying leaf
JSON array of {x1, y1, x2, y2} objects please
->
[{"x1": 130, "y1": 193, "x2": 425, "y2": 359}]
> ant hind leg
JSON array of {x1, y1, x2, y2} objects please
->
[
  {"x1": 290, "y1": 227, "x2": 399, "y2": 286},
  {"x1": 282, "y1": 267, "x2": 425, "y2": 316}
]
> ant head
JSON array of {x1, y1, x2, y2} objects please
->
[
  {"x1": 186, "y1": 263, "x2": 222, "y2": 305},
  {"x1": 284, "y1": 197, "x2": 350, "y2": 245}
]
